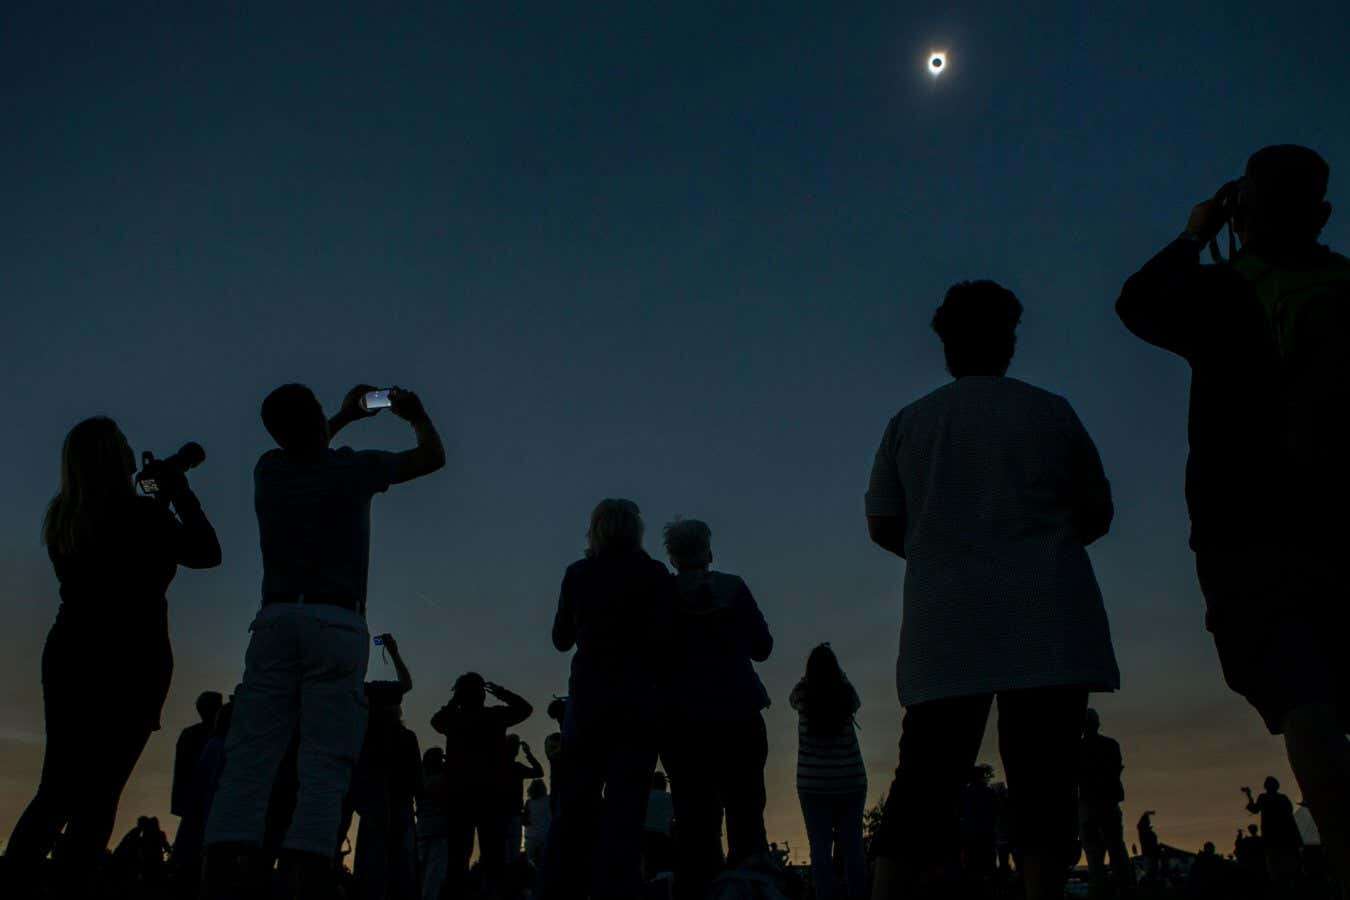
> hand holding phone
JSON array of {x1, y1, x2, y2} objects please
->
[{"x1": 361, "y1": 389, "x2": 393, "y2": 412}]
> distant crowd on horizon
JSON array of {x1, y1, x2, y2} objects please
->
[{"x1": 1, "y1": 142, "x2": 1347, "y2": 900}]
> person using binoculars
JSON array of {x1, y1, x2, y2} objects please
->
[
  {"x1": 3, "y1": 417, "x2": 221, "y2": 894},
  {"x1": 203, "y1": 384, "x2": 444, "y2": 897},
  {"x1": 1117, "y1": 145, "x2": 1350, "y2": 890}
]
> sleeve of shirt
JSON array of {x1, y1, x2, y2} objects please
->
[
  {"x1": 735, "y1": 579, "x2": 773, "y2": 663},
  {"x1": 350, "y1": 449, "x2": 401, "y2": 497},
  {"x1": 1115, "y1": 236, "x2": 1220, "y2": 360},
  {"x1": 1060, "y1": 399, "x2": 1114, "y2": 545},
  {"x1": 864, "y1": 414, "x2": 906, "y2": 517}
]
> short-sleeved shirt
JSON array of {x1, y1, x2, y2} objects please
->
[
  {"x1": 255, "y1": 447, "x2": 399, "y2": 612},
  {"x1": 866, "y1": 376, "x2": 1120, "y2": 705}
]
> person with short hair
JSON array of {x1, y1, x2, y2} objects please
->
[
  {"x1": 548, "y1": 499, "x2": 676, "y2": 900},
  {"x1": 204, "y1": 383, "x2": 444, "y2": 896},
  {"x1": 4, "y1": 417, "x2": 220, "y2": 894},
  {"x1": 866, "y1": 282, "x2": 1120, "y2": 900},
  {"x1": 659, "y1": 517, "x2": 773, "y2": 899},
  {"x1": 174, "y1": 691, "x2": 224, "y2": 819},
  {"x1": 1117, "y1": 145, "x2": 1350, "y2": 889}
]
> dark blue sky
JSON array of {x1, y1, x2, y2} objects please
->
[{"x1": 3, "y1": 2, "x2": 1348, "y2": 851}]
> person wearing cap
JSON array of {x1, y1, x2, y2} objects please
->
[
  {"x1": 1117, "y1": 145, "x2": 1350, "y2": 888},
  {"x1": 865, "y1": 281, "x2": 1120, "y2": 900}
]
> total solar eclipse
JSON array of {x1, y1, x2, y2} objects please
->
[{"x1": 928, "y1": 52, "x2": 946, "y2": 75}]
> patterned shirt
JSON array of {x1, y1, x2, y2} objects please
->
[
  {"x1": 866, "y1": 376, "x2": 1120, "y2": 705},
  {"x1": 791, "y1": 682, "x2": 867, "y2": 796}
]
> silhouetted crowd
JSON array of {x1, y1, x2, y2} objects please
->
[{"x1": 2, "y1": 143, "x2": 1348, "y2": 900}]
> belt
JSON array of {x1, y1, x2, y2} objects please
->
[{"x1": 262, "y1": 592, "x2": 362, "y2": 614}]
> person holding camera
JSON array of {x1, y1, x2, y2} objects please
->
[
  {"x1": 3, "y1": 416, "x2": 221, "y2": 892},
  {"x1": 203, "y1": 384, "x2": 444, "y2": 897},
  {"x1": 1116, "y1": 145, "x2": 1350, "y2": 889}
]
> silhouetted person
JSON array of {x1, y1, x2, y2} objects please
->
[
  {"x1": 1078, "y1": 709, "x2": 1135, "y2": 898},
  {"x1": 1188, "y1": 842, "x2": 1225, "y2": 900},
  {"x1": 1136, "y1": 812, "x2": 1160, "y2": 880},
  {"x1": 173, "y1": 691, "x2": 224, "y2": 820},
  {"x1": 346, "y1": 634, "x2": 421, "y2": 900},
  {"x1": 501, "y1": 735, "x2": 545, "y2": 864},
  {"x1": 417, "y1": 748, "x2": 450, "y2": 900},
  {"x1": 659, "y1": 517, "x2": 773, "y2": 899},
  {"x1": 114, "y1": 815, "x2": 173, "y2": 887},
  {"x1": 548, "y1": 498, "x2": 676, "y2": 900},
  {"x1": 960, "y1": 765, "x2": 999, "y2": 883},
  {"x1": 1117, "y1": 144, "x2": 1350, "y2": 890},
  {"x1": 173, "y1": 701, "x2": 234, "y2": 899},
  {"x1": 524, "y1": 780, "x2": 552, "y2": 869},
  {"x1": 430, "y1": 672, "x2": 532, "y2": 897},
  {"x1": 1234, "y1": 824, "x2": 1265, "y2": 875},
  {"x1": 790, "y1": 644, "x2": 867, "y2": 900},
  {"x1": 544, "y1": 697, "x2": 568, "y2": 816},
  {"x1": 865, "y1": 282, "x2": 1120, "y2": 900},
  {"x1": 204, "y1": 384, "x2": 444, "y2": 897},
  {"x1": 1244, "y1": 778, "x2": 1303, "y2": 888},
  {"x1": 643, "y1": 772, "x2": 675, "y2": 879},
  {"x1": 3, "y1": 417, "x2": 220, "y2": 895}
]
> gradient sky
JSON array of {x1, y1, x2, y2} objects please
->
[{"x1": 3, "y1": 2, "x2": 1349, "y2": 859}]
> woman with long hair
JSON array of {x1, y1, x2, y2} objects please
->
[
  {"x1": 791, "y1": 644, "x2": 867, "y2": 900},
  {"x1": 547, "y1": 498, "x2": 675, "y2": 900},
  {"x1": 4, "y1": 417, "x2": 220, "y2": 888}
]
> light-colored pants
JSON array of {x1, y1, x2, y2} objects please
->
[
  {"x1": 205, "y1": 603, "x2": 370, "y2": 856},
  {"x1": 419, "y1": 834, "x2": 448, "y2": 900}
]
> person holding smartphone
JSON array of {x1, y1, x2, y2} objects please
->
[
  {"x1": 3, "y1": 417, "x2": 221, "y2": 894},
  {"x1": 203, "y1": 384, "x2": 444, "y2": 897}
]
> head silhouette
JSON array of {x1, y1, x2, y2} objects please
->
[
  {"x1": 1237, "y1": 145, "x2": 1332, "y2": 252},
  {"x1": 43, "y1": 417, "x2": 137, "y2": 557},
  {"x1": 196, "y1": 691, "x2": 224, "y2": 725},
  {"x1": 1248, "y1": 824, "x2": 1260, "y2": 836},
  {"x1": 1264, "y1": 776, "x2": 1280, "y2": 793},
  {"x1": 261, "y1": 383, "x2": 328, "y2": 456},
  {"x1": 506, "y1": 734, "x2": 522, "y2": 758},
  {"x1": 664, "y1": 518, "x2": 713, "y2": 572},
  {"x1": 801, "y1": 643, "x2": 854, "y2": 733},
  {"x1": 547, "y1": 698, "x2": 567, "y2": 723},
  {"x1": 586, "y1": 498, "x2": 644, "y2": 557},
  {"x1": 453, "y1": 672, "x2": 487, "y2": 710},
  {"x1": 1083, "y1": 708, "x2": 1101, "y2": 736},
  {"x1": 932, "y1": 280, "x2": 1023, "y2": 377},
  {"x1": 423, "y1": 747, "x2": 445, "y2": 774}
]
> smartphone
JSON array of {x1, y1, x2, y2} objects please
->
[
  {"x1": 361, "y1": 389, "x2": 392, "y2": 412},
  {"x1": 372, "y1": 635, "x2": 385, "y2": 646}
]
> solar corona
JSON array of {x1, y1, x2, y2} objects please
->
[{"x1": 928, "y1": 51, "x2": 946, "y2": 76}]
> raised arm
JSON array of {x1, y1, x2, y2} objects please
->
[
  {"x1": 156, "y1": 475, "x2": 221, "y2": 570},
  {"x1": 381, "y1": 634, "x2": 414, "y2": 694},
  {"x1": 520, "y1": 742, "x2": 545, "y2": 779},
  {"x1": 486, "y1": 682, "x2": 533, "y2": 726},
  {"x1": 388, "y1": 388, "x2": 446, "y2": 484}
]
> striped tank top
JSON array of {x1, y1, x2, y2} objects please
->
[{"x1": 791, "y1": 681, "x2": 867, "y2": 796}]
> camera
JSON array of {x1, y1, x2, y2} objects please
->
[{"x1": 137, "y1": 442, "x2": 206, "y2": 499}]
